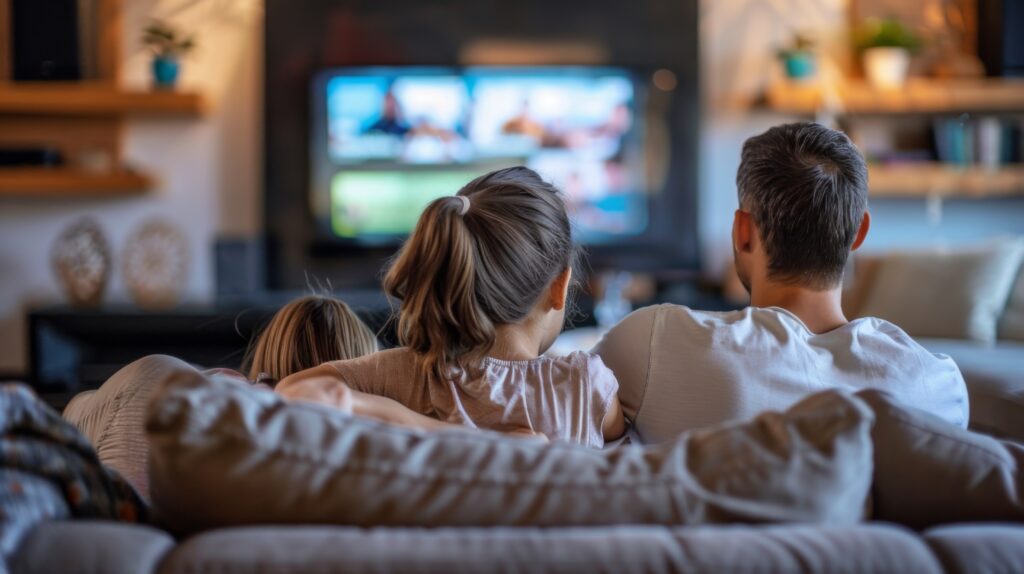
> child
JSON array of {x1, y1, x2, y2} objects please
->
[
  {"x1": 242, "y1": 295, "x2": 379, "y2": 385},
  {"x1": 277, "y1": 167, "x2": 625, "y2": 447}
]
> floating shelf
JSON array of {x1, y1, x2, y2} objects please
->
[
  {"x1": 869, "y1": 164, "x2": 1024, "y2": 198},
  {"x1": 767, "y1": 79, "x2": 1024, "y2": 116},
  {"x1": 0, "y1": 83, "x2": 205, "y2": 117},
  {"x1": 0, "y1": 167, "x2": 153, "y2": 196}
]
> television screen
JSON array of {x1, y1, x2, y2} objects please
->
[{"x1": 311, "y1": 67, "x2": 649, "y2": 244}]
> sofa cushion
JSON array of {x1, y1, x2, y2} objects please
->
[
  {"x1": 10, "y1": 521, "x2": 173, "y2": 574},
  {"x1": 857, "y1": 390, "x2": 1024, "y2": 530},
  {"x1": 159, "y1": 524, "x2": 942, "y2": 574},
  {"x1": 858, "y1": 240, "x2": 1024, "y2": 343},
  {"x1": 145, "y1": 362, "x2": 874, "y2": 533},
  {"x1": 924, "y1": 524, "x2": 1024, "y2": 574},
  {"x1": 919, "y1": 338, "x2": 1024, "y2": 441}
]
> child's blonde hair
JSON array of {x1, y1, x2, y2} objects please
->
[
  {"x1": 243, "y1": 295, "x2": 378, "y2": 382},
  {"x1": 383, "y1": 166, "x2": 578, "y2": 383}
]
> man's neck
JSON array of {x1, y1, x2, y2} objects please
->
[{"x1": 749, "y1": 281, "x2": 848, "y2": 335}]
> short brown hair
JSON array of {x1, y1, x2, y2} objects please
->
[
  {"x1": 243, "y1": 295, "x2": 378, "y2": 382},
  {"x1": 384, "y1": 166, "x2": 577, "y2": 383},
  {"x1": 737, "y1": 122, "x2": 868, "y2": 289}
]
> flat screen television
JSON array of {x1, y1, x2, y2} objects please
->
[{"x1": 310, "y1": 66, "x2": 662, "y2": 247}]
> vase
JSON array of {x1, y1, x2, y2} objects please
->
[
  {"x1": 863, "y1": 47, "x2": 910, "y2": 90},
  {"x1": 782, "y1": 52, "x2": 817, "y2": 82},
  {"x1": 152, "y1": 56, "x2": 180, "y2": 90}
]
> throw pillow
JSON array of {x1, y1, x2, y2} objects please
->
[
  {"x1": 859, "y1": 239, "x2": 1024, "y2": 343},
  {"x1": 998, "y1": 265, "x2": 1024, "y2": 341},
  {"x1": 145, "y1": 366, "x2": 874, "y2": 533}
]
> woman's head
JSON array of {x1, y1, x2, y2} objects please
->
[
  {"x1": 384, "y1": 166, "x2": 578, "y2": 382},
  {"x1": 244, "y1": 295, "x2": 378, "y2": 382}
]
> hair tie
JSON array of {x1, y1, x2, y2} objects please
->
[{"x1": 455, "y1": 195, "x2": 471, "y2": 216}]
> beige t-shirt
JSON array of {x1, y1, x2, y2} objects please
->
[{"x1": 328, "y1": 348, "x2": 619, "y2": 448}]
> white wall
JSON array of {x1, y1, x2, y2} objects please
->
[{"x1": 0, "y1": 0, "x2": 263, "y2": 373}]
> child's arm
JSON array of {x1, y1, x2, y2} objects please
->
[{"x1": 602, "y1": 395, "x2": 627, "y2": 441}]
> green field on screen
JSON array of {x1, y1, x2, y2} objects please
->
[{"x1": 330, "y1": 170, "x2": 485, "y2": 237}]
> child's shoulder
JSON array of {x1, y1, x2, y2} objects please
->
[{"x1": 544, "y1": 350, "x2": 615, "y2": 379}]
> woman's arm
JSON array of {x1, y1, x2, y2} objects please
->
[
  {"x1": 276, "y1": 369, "x2": 451, "y2": 431},
  {"x1": 602, "y1": 395, "x2": 626, "y2": 441},
  {"x1": 277, "y1": 366, "x2": 545, "y2": 439}
]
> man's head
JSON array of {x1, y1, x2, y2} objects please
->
[{"x1": 733, "y1": 122, "x2": 870, "y2": 292}]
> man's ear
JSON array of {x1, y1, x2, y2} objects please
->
[
  {"x1": 733, "y1": 210, "x2": 754, "y2": 253},
  {"x1": 851, "y1": 211, "x2": 871, "y2": 252},
  {"x1": 549, "y1": 267, "x2": 572, "y2": 311}
]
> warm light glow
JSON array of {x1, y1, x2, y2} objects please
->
[{"x1": 652, "y1": 69, "x2": 677, "y2": 91}]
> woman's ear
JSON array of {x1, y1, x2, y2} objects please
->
[{"x1": 549, "y1": 267, "x2": 573, "y2": 311}]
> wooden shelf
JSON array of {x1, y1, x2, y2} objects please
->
[
  {"x1": 0, "y1": 167, "x2": 153, "y2": 196},
  {"x1": 0, "y1": 83, "x2": 205, "y2": 117},
  {"x1": 767, "y1": 79, "x2": 1024, "y2": 116},
  {"x1": 869, "y1": 164, "x2": 1024, "y2": 198}
]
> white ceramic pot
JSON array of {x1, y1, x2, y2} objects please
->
[{"x1": 863, "y1": 47, "x2": 911, "y2": 90}]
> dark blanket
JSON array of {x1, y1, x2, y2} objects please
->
[{"x1": 0, "y1": 384, "x2": 147, "y2": 557}]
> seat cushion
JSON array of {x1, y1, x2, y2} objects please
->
[
  {"x1": 159, "y1": 524, "x2": 942, "y2": 574},
  {"x1": 919, "y1": 338, "x2": 1024, "y2": 441},
  {"x1": 10, "y1": 521, "x2": 173, "y2": 574},
  {"x1": 924, "y1": 524, "x2": 1024, "y2": 574},
  {"x1": 145, "y1": 359, "x2": 874, "y2": 533}
]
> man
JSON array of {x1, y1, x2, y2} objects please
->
[{"x1": 594, "y1": 122, "x2": 967, "y2": 443}]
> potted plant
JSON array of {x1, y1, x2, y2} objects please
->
[
  {"x1": 777, "y1": 33, "x2": 817, "y2": 82},
  {"x1": 142, "y1": 21, "x2": 196, "y2": 90},
  {"x1": 854, "y1": 18, "x2": 922, "y2": 90}
]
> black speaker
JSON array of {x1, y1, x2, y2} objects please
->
[
  {"x1": 11, "y1": 0, "x2": 82, "y2": 81},
  {"x1": 979, "y1": 0, "x2": 1024, "y2": 77},
  {"x1": 214, "y1": 237, "x2": 267, "y2": 300}
]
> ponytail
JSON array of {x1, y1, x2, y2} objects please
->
[
  {"x1": 384, "y1": 196, "x2": 494, "y2": 382},
  {"x1": 384, "y1": 166, "x2": 577, "y2": 383}
]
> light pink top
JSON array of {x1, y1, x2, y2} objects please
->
[{"x1": 328, "y1": 348, "x2": 619, "y2": 448}]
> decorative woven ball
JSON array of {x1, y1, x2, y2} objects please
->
[
  {"x1": 51, "y1": 218, "x2": 112, "y2": 308},
  {"x1": 122, "y1": 219, "x2": 189, "y2": 309}
]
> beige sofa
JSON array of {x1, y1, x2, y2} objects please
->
[{"x1": 8, "y1": 355, "x2": 1024, "y2": 573}]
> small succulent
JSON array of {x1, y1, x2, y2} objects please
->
[
  {"x1": 854, "y1": 18, "x2": 923, "y2": 53},
  {"x1": 143, "y1": 21, "x2": 196, "y2": 58},
  {"x1": 777, "y1": 33, "x2": 816, "y2": 59}
]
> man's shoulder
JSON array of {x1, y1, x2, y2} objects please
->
[
  {"x1": 847, "y1": 316, "x2": 961, "y2": 367},
  {"x1": 622, "y1": 303, "x2": 749, "y2": 325}
]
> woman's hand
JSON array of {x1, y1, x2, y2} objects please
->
[
  {"x1": 276, "y1": 375, "x2": 354, "y2": 413},
  {"x1": 505, "y1": 427, "x2": 549, "y2": 442}
]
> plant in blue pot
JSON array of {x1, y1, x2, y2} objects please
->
[
  {"x1": 143, "y1": 20, "x2": 196, "y2": 90},
  {"x1": 777, "y1": 33, "x2": 817, "y2": 82}
]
